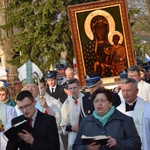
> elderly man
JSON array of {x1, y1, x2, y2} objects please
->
[
  {"x1": 16, "y1": 60, "x2": 48, "y2": 114},
  {"x1": 117, "y1": 78, "x2": 150, "y2": 150},
  {"x1": 61, "y1": 68, "x2": 74, "y2": 89}
]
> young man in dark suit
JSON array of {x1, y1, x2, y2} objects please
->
[
  {"x1": 46, "y1": 70, "x2": 68, "y2": 104},
  {"x1": 6, "y1": 90, "x2": 60, "y2": 150}
]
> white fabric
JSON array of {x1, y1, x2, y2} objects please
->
[
  {"x1": 0, "y1": 102, "x2": 6, "y2": 130},
  {"x1": 138, "y1": 80, "x2": 150, "y2": 102},
  {"x1": 18, "y1": 60, "x2": 43, "y2": 82},
  {"x1": 44, "y1": 92, "x2": 64, "y2": 150},
  {"x1": 0, "y1": 104, "x2": 17, "y2": 150},
  {"x1": 45, "y1": 92, "x2": 62, "y2": 108},
  {"x1": 44, "y1": 92, "x2": 62, "y2": 127},
  {"x1": 142, "y1": 102, "x2": 150, "y2": 150},
  {"x1": 60, "y1": 92, "x2": 84, "y2": 150},
  {"x1": 117, "y1": 97, "x2": 150, "y2": 150},
  {"x1": 119, "y1": 80, "x2": 150, "y2": 102}
]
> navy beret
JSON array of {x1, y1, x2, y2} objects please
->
[
  {"x1": 85, "y1": 73, "x2": 100, "y2": 88},
  {"x1": 45, "y1": 70, "x2": 57, "y2": 79},
  {"x1": 141, "y1": 61, "x2": 150, "y2": 71}
]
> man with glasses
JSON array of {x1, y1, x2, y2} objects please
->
[
  {"x1": 124, "y1": 65, "x2": 150, "y2": 102},
  {"x1": 6, "y1": 90, "x2": 60, "y2": 150}
]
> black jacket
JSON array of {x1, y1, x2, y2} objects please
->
[
  {"x1": 46, "y1": 84, "x2": 68, "y2": 104},
  {"x1": 6, "y1": 110, "x2": 60, "y2": 150}
]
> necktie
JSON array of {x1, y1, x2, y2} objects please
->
[
  {"x1": 28, "y1": 118, "x2": 32, "y2": 127},
  {"x1": 51, "y1": 88, "x2": 54, "y2": 93},
  {"x1": 74, "y1": 99, "x2": 78, "y2": 105},
  {"x1": 72, "y1": 97, "x2": 78, "y2": 105},
  {"x1": 44, "y1": 110, "x2": 48, "y2": 114}
]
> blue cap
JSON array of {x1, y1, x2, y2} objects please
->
[
  {"x1": 85, "y1": 73, "x2": 100, "y2": 88},
  {"x1": 46, "y1": 70, "x2": 57, "y2": 79},
  {"x1": 142, "y1": 61, "x2": 150, "y2": 71},
  {"x1": 55, "y1": 64, "x2": 66, "y2": 70},
  {"x1": 120, "y1": 72, "x2": 127, "y2": 79}
]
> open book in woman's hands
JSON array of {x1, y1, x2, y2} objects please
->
[{"x1": 81, "y1": 135, "x2": 108, "y2": 145}]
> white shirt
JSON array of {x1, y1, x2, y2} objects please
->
[{"x1": 49, "y1": 84, "x2": 57, "y2": 93}]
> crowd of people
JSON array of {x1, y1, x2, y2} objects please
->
[{"x1": 0, "y1": 59, "x2": 150, "y2": 150}]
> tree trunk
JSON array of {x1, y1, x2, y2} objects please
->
[{"x1": 0, "y1": 0, "x2": 17, "y2": 74}]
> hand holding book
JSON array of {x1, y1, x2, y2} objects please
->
[
  {"x1": 81, "y1": 135, "x2": 108, "y2": 145},
  {"x1": 4, "y1": 120, "x2": 33, "y2": 142},
  {"x1": 18, "y1": 129, "x2": 34, "y2": 144}
]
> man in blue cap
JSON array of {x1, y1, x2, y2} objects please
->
[
  {"x1": 46, "y1": 70, "x2": 68, "y2": 104},
  {"x1": 80, "y1": 73, "x2": 121, "y2": 119},
  {"x1": 141, "y1": 61, "x2": 150, "y2": 84},
  {"x1": 55, "y1": 64, "x2": 66, "y2": 85}
]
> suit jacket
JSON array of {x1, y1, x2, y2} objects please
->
[
  {"x1": 46, "y1": 84, "x2": 68, "y2": 104},
  {"x1": 6, "y1": 110, "x2": 60, "y2": 150}
]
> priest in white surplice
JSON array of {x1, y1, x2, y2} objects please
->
[
  {"x1": 0, "y1": 102, "x2": 17, "y2": 150},
  {"x1": 118, "y1": 65, "x2": 150, "y2": 102},
  {"x1": 60, "y1": 78, "x2": 84, "y2": 150},
  {"x1": 117, "y1": 78, "x2": 150, "y2": 150}
]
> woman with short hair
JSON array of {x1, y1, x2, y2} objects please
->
[{"x1": 73, "y1": 88, "x2": 141, "y2": 150}]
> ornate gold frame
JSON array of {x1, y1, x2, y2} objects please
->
[{"x1": 67, "y1": 0, "x2": 136, "y2": 86}]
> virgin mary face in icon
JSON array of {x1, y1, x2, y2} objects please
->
[{"x1": 91, "y1": 15, "x2": 109, "y2": 42}]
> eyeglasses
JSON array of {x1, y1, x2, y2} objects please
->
[
  {"x1": 0, "y1": 93, "x2": 6, "y2": 96},
  {"x1": 18, "y1": 102, "x2": 33, "y2": 111},
  {"x1": 128, "y1": 75, "x2": 139, "y2": 78},
  {"x1": 94, "y1": 99, "x2": 108, "y2": 103}
]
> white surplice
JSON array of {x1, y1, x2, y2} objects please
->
[
  {"x1": 117, "y1": 96, "x2": 150, "y2": 150},
  {"x1": 119, "y1": 80, "x2": 150, "y2": 102},
  {"x1": 60, "y1": 92, "x2": 84, "y2": 150},
  {"x1": 138, "y1": 80, "x2": 150, "y2": 102},
  {"x1": 0, "y1": 103, "x2": 17, "y2": 150},
  {"x1": 44, "y1": 92, "x2": 64, "y2": 150},
  {"x1": 44, "y1": 92, "x2": 62, "y2": 127}
]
